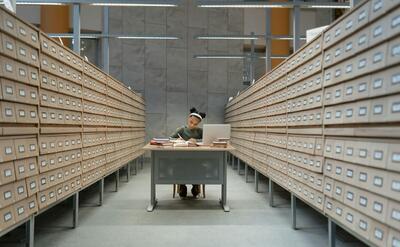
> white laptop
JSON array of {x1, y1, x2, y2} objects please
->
[{"x1": 201, "y1": 124, "x2": 231, "y2": 145}]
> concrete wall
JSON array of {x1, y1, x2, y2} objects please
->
[{"x1": 108, "y1": 1, "x2": 246, "y2": 140}]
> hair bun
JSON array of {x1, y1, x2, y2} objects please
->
[
  {"x1": 199, "y1": 112, "x2": 206, "y2": 119},
  {"x1": 190, "y1": 107, "x2": 197, "y2": 113}
]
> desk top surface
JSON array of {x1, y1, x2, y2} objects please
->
[{"x1": 143, "y1": 143, "x2": 235, "y2": 151}]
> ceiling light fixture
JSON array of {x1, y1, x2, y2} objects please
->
[{"x1": 195, "y1": 35, "x2": 260, "y2": 40}]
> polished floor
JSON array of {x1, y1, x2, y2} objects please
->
[{"x1": 2, "y1": 160, "x2": 365, "y2": 247}]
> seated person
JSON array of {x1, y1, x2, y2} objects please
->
[{"x1": 170, "y1": 107, "x2": 206, "y2": 198}]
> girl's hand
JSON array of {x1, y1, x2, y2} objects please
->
[{"x1": 188, "y1": 138, "x2": 196, "y2": 144}]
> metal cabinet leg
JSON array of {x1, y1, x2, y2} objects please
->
[
  {"x1": 115, "y1": 170, "x2": 120, "y2": 192},
  {"x1": 255, "y1": 170, "x2": 259, "y2": 193},
  {"x1": 25, "y1": 215, "x2": 34, "y2": 247},
  {"x1": 126, "y1": 163, "x2": 130, "y2": 182},
  {"x1": 328, "y1": 218, "x2": 336, "y2": 247},
  {"x1": 245, "y1": 163, "x2": 249, "y2": 182},
  {"x1": 291, "y1": 193, "x2": 297, "y2": 230},
  {"x1": 72, "y1": 192, "x2": 79, "y2": 228},
  {"x1": 99, "y1": 178, "x2": 104, "y2": 206},
  {"x1": 269, "y1": 179, "x2": 274, "y2": 207},
  {"x1": 133, "y1": 159, "x2": 137, "y2": 175}
]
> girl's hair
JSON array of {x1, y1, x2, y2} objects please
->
[{"x1": 190, "y1": 107, "x2": 206, "y2": 119}]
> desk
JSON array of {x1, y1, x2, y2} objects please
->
[{"x1": 143, "y1": 144, "x2": 234, "y2": 212}]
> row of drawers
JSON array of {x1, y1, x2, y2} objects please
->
[
  {"x1": 288, "y1": 164, "x2": 324, "y2": 193},
  {"x1": 0, "y1": 55, "x2": 38, "y2": 86},
  {"x1": 323, "y1": 38, "x2": 399, "y2": 88},
  {"x1": 37, "y1": 162, "x2": 81, "y2": 192},
  {"x1": 0, "y1": 137, "x2": 37, "y2": 163},
  {"x1": 41, "y1": 89, "x2": 82, "y2": 112},
  {"x1": 41, "y1": 55, "x2": 82, "y2": 85},
  {"x1": 324, "y1": 177, "x2": 399, "y2": 229},
  {"x1": 324, "y1": 65, "x2": 399, "y2": 106},
  {"x1": 286, "y1": 36, "x2": 322, "y2": 73},
  {"x1": 0, "y1": 195, "x2": 37, "y2": 232},
  {"x1": 0, "y1": 9, "x2": 39, "y2": 49},
  {"x1": 324, "y1": 196, "x2": 399, "y2": 247},
  {"x1": 37, "y1": 175, "x2": 81, "y2": 210},
  {"x1": 0, "y1": 31, "x2": 39, "y2": 67},
  {"x1": 324, "y1": 158, "x2": 400, "y2": 202},
  {"x1": 39, "y1": 134, "x2": 81, "y2": 155},
  {"x1": 38, "y1": 148, "x2": 81, "y2": 173},
  {"x1": 83, "y1": 63, "x2": 107, "y2": 86},
  {"x1": 324, "y1": 137, "x2": 400, "y2": 172},
  {"x1": 0, "y1": 178, "x2": 36, "y2": 209},
  {"x1": 288, "y1": 177, "x2": 325, "y2": 212},
  {"x1": 41, "y1": 72, "x2": 82, "y2": 99},
  {"x1": 1, "y1": 78, "x2": 38, "y2": 105},
  {"x1": 323, "y1": 7, "x2": 400, "y2": 69},
  {"x1": 0, "y1": 157, "x2": 37, "y2": 185},
  {"x1": 40, "y1": 35, "x2": 83, "y2": 72},
  {"x1": 322, "y1": 0, "x2": 398, "y2": 49}
]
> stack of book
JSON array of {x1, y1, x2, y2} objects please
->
[
  {"x1": 150, "y1": 138, "x2": 172, "y2": 146},
  {"x1": 212, "y1": 140, "x2": 229, "y2": 148}
]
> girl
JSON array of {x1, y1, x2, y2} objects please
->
[{"x1": 170, "y1": 107, "x2": 206, "y2": 198}]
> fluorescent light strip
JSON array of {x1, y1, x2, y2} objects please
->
[
  {"x1": 199, "y1": 4, "x2": 287, "y2": 8},
  {"x1": 14, "y1": 1, "x2": 65, "y2": 5},
  {"x1": 195, "y1": 55, "x2": 246, "y2": 59},
  {"x1": 91, "y1": 3, "x2": 177, "y2": 7},
  {"x1": 116, "y1": 36, "x2": 178, "y2": 40},
  {"x1": 196, "y1": 36, "x2": 259, "y2": 40},
  {"x1": 307, "y1": 5, "x2": 350, "y2": 9}
]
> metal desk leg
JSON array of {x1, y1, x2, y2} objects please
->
[
  {"x1": 99, "y1": 178, "x2": 104, "y2": 206},
  {"x1": 244, "y1": 163, "x2": 249, "y2": 182},
  {"x1": 147, "y1": 152, "x2": 157, "y2": 211},
  {"x1": 269, "y1": 179, "x2": 274, "y2": 207},
  {"x1": 230, "y1": 154, "x2": 234, "y2": 166},
  {"x1": 115, "y1": 170, "x2": 120, "y2": 192},
  {"x1": 328, "y1": 218, "x2": 336, "y2": 247},
  {"x1": 233, "y1": 157, "x2": 237, "y2": 170},
  {"x1": 26, "y1": 215, "x2": 34, "y2": 247},
  {"x1": 291, "y1": 193, "x2": 297, "y2": 230},
  {"x1": 72, "y1": 192, "x2": 79, "y2": 228},
  {"x1": 220, "y1": 152, "x2": 230, "y2": 212},
  {"x1": 140, "y1": 155, "x2": 144, "y2": 169},
  {"x1": 255, "y1": 170, "x2": 259, "y2": 192},
  {"x1": 136, "y1": 158, "x2": 139, "y2": 174},
  {"x1": 126, "y1": 163, "x2": 130, "y2": 182},
  {"x1": 237, "y1": 159, "x2": 241, "y2": 175}
]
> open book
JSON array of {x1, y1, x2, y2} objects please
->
[{"x1": 172, "y1": 139, "x2": 198, "y2": 147}]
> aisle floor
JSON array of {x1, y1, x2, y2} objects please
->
[{"x1": 5, "y1": 160, "x2": 365, "y2": 247}]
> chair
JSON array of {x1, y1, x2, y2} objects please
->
[{"x1": 173, "y1": 184, "x2": 206, "y2": 198}]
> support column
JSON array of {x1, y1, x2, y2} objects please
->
[
  {"x1": 293, "y1": 0, "x2": 301, "y2": 52},
  {"x1": 269, "y1": 179, "x2": 274, "y2": 207},
  {"x1": 244, "y1": 163, "x2": 249, "y2": 182},
  {"x1": 250, "y1": 31, "x2": 255, "y2": 83},
  {"x1": 126, "y1": 163, "x2": 130, "y2": 182},
  {"x1": 25, "y1": 215, "x2": 34, "y2": 247},
  {"x1": 72, "y1": 3, "x2": 81, "y2": 54},
  {"x1": 102, "y1": 6, "x2": 109, "y2": 73},
  {"x1": 99, "y1": 178, "x2": 104, "y2": 206},
  {"x1": 265, "y1": 8, "x2": 272, "y2": 72},
  {"x1": 291, "y1": 193, "x2": 297, "y2": 230},
  {"x1": 72, "y1": 192, "x2": 79, "y2": 228},
  {"x1": 115, "y1": 170, "x2": 120, "y2": 192},
  {"x1": 255, "y1": 170, "x2": 259, "y2": 193},
  {"x1": 328, "y1": 218, "x2": 336, "y2": 247}
]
